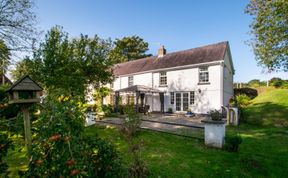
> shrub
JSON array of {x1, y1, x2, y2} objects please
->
[
  {"x1": 0, "y1": 133, "x2": 14, "y2": 177},
  {"x1": 102, "y1": 104, "x2": 113, "y2": 115},
  {"x1": 208, "y1": 110, "x2": 222, "y2": 121},
  {"x1": 167, "y1": 108, "x2": 173, "y2": 113},
  {"x1": 234, "y1": 87, "x2": 258, "y2": 99},
  {"x1": 0, "y1": 85, "x2": 20, "y2": 120},
  {"x1": 231, "y1": 94, "x2": 251, "y2": 108},
  {"x1": 121, "y1": 104, "x2": 141, "y2": 138},
  {"x1": 119, "y1": 105, "x2": 148, "y2": 177},
  {"x1": 224, "y1": 135, "x2": 242, "y2": 152},
  {"x1": 23, "y1": 96, "x2": 125, "y2": 177}
]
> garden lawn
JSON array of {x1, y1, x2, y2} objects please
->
[
  {"x1": 5, "y1": 88, "x2": 288, "y2": 177},
  {"x1": 243, "y1": 89, "x2": 288, "y2": 127},
  {"x1": 84, "y1": 124, "x2": 288, "y2": 178}
]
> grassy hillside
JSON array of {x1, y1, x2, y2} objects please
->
[{"x1": 243, "y1": 89, "x2": 288, "y2": 127}]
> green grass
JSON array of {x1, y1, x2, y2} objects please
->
[
  {"x1": 85, "y1": 124, "x2": 288, "y2": 177},
  {"x1": 243, "y1": 89, "x2": 288, "y2": 127},
  {"x1": 4, "y1": 88, "x2": 288, "y2": 177}
]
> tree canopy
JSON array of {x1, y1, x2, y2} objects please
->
[
  {"x1": 245, "y1": 0, "x2": 288, "y2": 72},
  {"x1": 0, "y1": 0, "x2": 37, "y2": 51},
  {"x1": 12, "y1": 26, "x2": 114, "y2": 99},
  {"x1": 109, "y1": 35, "x2": 151, "y2": 63},
  {"x1": 0, "y1": 40, "x2": 10, "y2": 74}
]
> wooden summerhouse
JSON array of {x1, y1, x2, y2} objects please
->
[{"x1": 6, "y1": 75, "x2": 43, "y2": 104}]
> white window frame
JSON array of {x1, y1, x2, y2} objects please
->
[
  {"x1": 159, "y1": 72, "x2": 167, "y2": 86},
  {"x1": 170, "y1": 92, "x2": 174, "y2": 104},
  {"x1": 190, "y1": 91, "x2": 195, "y2": 105},
  {"x1": 199, "y1": 67, "x2": 209, "y2": 84},
  {"x1": 182, "y1": 92, "x2": 189, "y2": 111},
  {"x1": 128, "y1": 76, "x2": 133, "y2": 87}
]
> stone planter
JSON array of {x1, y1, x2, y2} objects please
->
[{"x1": 201, "y1": 118, "x2": 226, "y2": 148}]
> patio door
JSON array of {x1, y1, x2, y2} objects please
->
[
  {"x1": 175, "y1": 92, "x2": 189, "y2": 112},
  {"x1": 175, "y1": 93, "x2": 181, "y2": 111},
  {"x1": 182, "y1": 93, "x2": 189, "y2": 111}
]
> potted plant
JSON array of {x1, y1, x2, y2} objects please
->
[
  {"x1": 186, "y1": 108, "x2": 192, "y2": 115},
  {"x1": 167, "y1": 107, "x2": 173, "y2": 114},
  {"x1": 208, "y1": 109, "x2": 222, "y2": 121}
]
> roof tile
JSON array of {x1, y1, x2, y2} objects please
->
[{"x1": 113, "y1": 41, "x2": 228, "y2": 76}]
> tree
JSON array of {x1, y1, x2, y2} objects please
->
[
  {"x1": 269, "y1": 77, "x2": 283, "y2": 88},
  {"x1": 0, "y1": 40, "x2": 10, "y2": 74},
  {"x1": 245, "y1": 0, "x2": 288, "y2": 72},
  {"x1": 109, "y1": 36, "x2": 151, "y2": 63},
  {"x1": 248, "y1": 79, "x2": 261, "y2": 87},
  {"x1": 0, "y1": 0, "x2": 37, "y2": 51},
  {"x1": 11, "y1": 57, "x2": 34, "y2": 81},
  {"x1": 93, "y1": 86, "x2": 111, "y2": 105},
  {"x1": 24, "y1": 26, "x2": 113, "y2": 99}
]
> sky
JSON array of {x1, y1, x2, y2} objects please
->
[{"x1": 33, "y1": 0, "x2": 287, "y2": 82}]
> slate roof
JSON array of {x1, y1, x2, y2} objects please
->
[
  {"x1": 113, "y1": 41, "x2": 228, "y2": 76},
  {"x1": 6, "y1": 75, "x2": 43, "y2": 92}
]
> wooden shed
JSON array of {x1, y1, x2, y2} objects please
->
[{"x1": 6, "y1": 75, "x2": 43, "y2": 104}]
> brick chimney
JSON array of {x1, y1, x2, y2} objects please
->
[{"x1": 158, "y1": 45, "x2": 166, "y2": 58}]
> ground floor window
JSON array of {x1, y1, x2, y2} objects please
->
[
  {"x1": 127, "y1": 95, "x2": 135, "y2": 104},
  {"x1": 170, "y1": 92, "x2": 174, "y2": 104},
  {"x1": 183, "y1": 93, "x2": 189, "y2": 111},
  {"x1": 190, "y1": 91, "x2": 195, "y2": 105},
  {"x1": 175, "y1": 93, "x2": 181, "y2": 111}
]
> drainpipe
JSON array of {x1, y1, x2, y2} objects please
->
[
  {"x1": 220, "y1": 61, "x2": 224, "y2": 108},
  {"x1": 151, "y1": 73, "x2": 154, "y2": 112}
]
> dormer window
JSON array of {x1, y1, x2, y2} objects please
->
[
  {"x1": 128, "y1": 76, "x2": 133, "y2": 87},
  {"x1": 159, "y1": 72, "x2": 167, "y2": 86},
  {"x1": 199, "y1": 67, "x2": 209, "y2": 84}
]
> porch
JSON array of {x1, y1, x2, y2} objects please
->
[{"x1": 114, "y1": 85, "x2": 165, "y2": 113}]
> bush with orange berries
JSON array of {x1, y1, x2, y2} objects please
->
[{"x1": 23, "y1": 95, "x2": 125, "y2": 177}]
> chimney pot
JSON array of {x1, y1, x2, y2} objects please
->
[{"x1": 158, "y1": 45, "x2": 166, "y2": 57}]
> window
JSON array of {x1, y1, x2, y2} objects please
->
[
  {"x1": 183, "y1": 93, "x2": 189, "y2": 111},
  {"x1": 175, "y1": 93, "x2": 181, "y2": 111},
  {"x1": 190, "y1": 91, "x2": 195, "y2": 105},
  {"x1": 159, "y1": 72, "x2": 167, "y2": 86},
  {"x1": 170, "y1": 92, "x2": 174, "y2": 104},
  {"x1": 199, "y1": 67, "x2": 209, "y2": 83},
  {"x1": 127, "y1": 95, "x2": 135, "y2": 104},
  {"x1": 128, "y1": 76, "x2": 133, "y2": 86}
]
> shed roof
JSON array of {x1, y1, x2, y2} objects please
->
[
  {"x1": 113, "y1": 41, "x2": 228, "y2": 76},
  {"x1": 6, "y1": 75, "x2": 43, "y2": 92}
]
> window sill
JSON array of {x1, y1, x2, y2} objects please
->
[
  {"x1": 198, "y1": 82, "x2": 210, "y2": 85},
  {"x1": 159, "y1": 85, "x2": 168, "y2": 87}
]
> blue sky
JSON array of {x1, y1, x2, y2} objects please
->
[{"x1": 34, "y1": 0, "x2": 287, "y2": 82}]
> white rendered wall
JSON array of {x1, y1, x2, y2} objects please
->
[
  {"x1": 109, "y1": 58, "x2": 234, "y2": 114},
  {"x1": 223, "y1": 52, "x2": 234, "y2": 106},
  {"x1": 159, "y1": 65, "x2": 222, "y2": 113}
]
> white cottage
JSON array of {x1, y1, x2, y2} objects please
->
[{"x1": 104, "y1": 41, "x2": 234, "y2": 114}]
